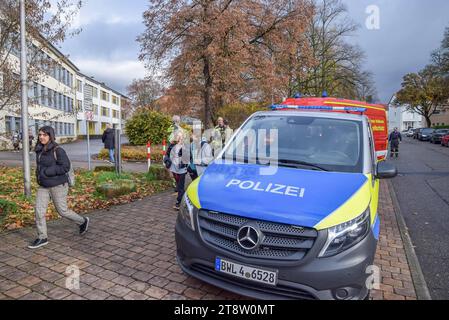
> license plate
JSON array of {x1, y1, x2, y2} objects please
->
[{"x1": 215, "y1": 257, "x2": 278, "y2": 286}]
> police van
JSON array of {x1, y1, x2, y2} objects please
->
[{"x1": 175, "y1": 97, "x2": 397, "y2": 300}]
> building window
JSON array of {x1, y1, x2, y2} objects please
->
[
  {"x1": 58, "y1": 93, "x2": 62, "y2": 110},
  {"x1": 14, "y1": 117, "x2": 22, "y2": 133},
  {"x1": 48, "y1": 89, "x2": 53, "y2": 108},
  {"x1": 101, "y1": 107, "x2": 109, "y2": 117},
  {"x1": 77, "y1": 100, "x2": 83, "y2": 111},
  {"x1": 112, "y1": 110, "x2": 119, "y2": 118},
  {"x1": 101, "y1": 122, "x2": 107, "y2": 131},
  {"x1": 5, "y1": 116, "x2": 12, "y2": 133},
  {"x1": 101, "y1": 90, "x2": 109, "y2": 101},
  {"x1": 76, "y1": 80, "x2": 83, "y2": 93},
  {"x1": 88, "y1": 122, "x2": 96, "y2": 135},
  {"x1": 62, "y1": 96, "x2": 66, "y2": 112},
  {"x1": 112, "y1": 95, "x2": 119, "y2": 105},
  {"x1": 93, "y1": 104, "x2": 99, "y2": 115},
  {"x1": 92, "y1": 87, "x2": 98, "y2": 98}
]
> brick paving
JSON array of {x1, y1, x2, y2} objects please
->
[{"x1": 0, "y1": 181, "x2": 417, "y2": 300}]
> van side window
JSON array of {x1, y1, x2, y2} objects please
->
[{"x1": 367, "y1": 122, "x2": 376, "y2": 175}]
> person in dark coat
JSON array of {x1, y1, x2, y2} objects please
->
[
  {"x1": 389, "y1": 127, "x2": 402, "y2": 158},
  {"x1": 29, "y1": 126, "x2": 89, "y2": 249},
  {"x1": 102, "y1": 123, "x2": 115, "y2": 163}
]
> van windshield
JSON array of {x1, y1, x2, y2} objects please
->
[{"x1": 222, "y1": 115, "x2": 364, "y2": 173}]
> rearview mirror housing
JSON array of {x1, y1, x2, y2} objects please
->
[{"x1": 376, "y1": 161, "x2": 397, "y2": 179}]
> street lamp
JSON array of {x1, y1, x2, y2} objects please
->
[{"x1": 20, "y1": 0, "x2": 32, "y2": 197}]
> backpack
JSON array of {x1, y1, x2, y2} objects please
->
[
  {"x1": 163, "y1": 144, "x2": 185, "y2": 170},
  {"x1": 54, "y1": 146, "x2": 75, "y2": 187}
]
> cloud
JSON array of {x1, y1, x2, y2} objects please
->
[{"x1": 74, "y1": 59, "x2": 147, "y2": 94}]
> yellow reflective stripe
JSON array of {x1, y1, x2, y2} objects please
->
[
  {"x1": 314, "y1": 179, "x2": 371, "y2": 230},
  {"x1": 187, "y1": 176, "x2": 202, "y2": 209},
  {"x1": 323, "y1": 101, "x2": 386, "y2": 112},
  {"x1": 366, "y1": 174, "x2": 379, "y2": 225}
]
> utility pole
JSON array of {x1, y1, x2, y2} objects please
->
[{"x1": 20, "y1": 0, "x2": 32, "y2": 197}]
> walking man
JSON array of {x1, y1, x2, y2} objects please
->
[
  {"x1": 102, "y1": 123, "x2": 115, "y2": 164},
  {"x1": 389, "y1": 127, "x2": 402, "y2": 158}
]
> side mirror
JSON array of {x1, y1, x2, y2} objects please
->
[{"x1": 376, "y1": 161, "x2": 397, "y2": 179}]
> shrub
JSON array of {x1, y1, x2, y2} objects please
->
[
  {"x1": 146, "y1": 166, "x2": 172, "y2": 181},
  {"x1": 96, "y1": 172, "x2": 132, "y2": 184},
  {"x1": 98, "y1": 145, "x2": 164, "y2": 162},
  {"x1": 94, "y1": 166, "x2": 116, "y2": 172},
  {"x1": 217, "y1": 102, "x2": 267, "y2": 129},
  {"x1": 125, "y1": 110, "x2": 173, "y2": 146},
  {"x1": 96, "y1": 180, "x2": 137, "y2": 199}
]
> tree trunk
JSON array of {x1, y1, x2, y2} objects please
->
[
  {"x1": 425, "y1": 116, "x2": 432, "y2": 128},
  {"x1": 203, "y1": 55, "x2": 213, "y2": 128}
]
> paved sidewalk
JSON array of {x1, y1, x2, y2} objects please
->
[{"x1": 0, "y1": 182, "x2": 418, "y2": 300}]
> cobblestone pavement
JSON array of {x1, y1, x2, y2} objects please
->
[{"x1": 0, "y1": 182, "x2": 417, "y2": 300}]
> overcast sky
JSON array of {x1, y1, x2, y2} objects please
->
[{"x1": 60, "y1": 0, "x2": 449, "y2": 103}]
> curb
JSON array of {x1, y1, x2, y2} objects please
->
[{"x1": 387, "y1": 180, "x2": 432, "y2": 300}]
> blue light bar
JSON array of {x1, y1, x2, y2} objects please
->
[{"x1": 270, "y1": 105, "x2": 367, "y2": 113}]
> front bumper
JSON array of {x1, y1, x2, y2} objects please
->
[{"x1": 175, "y1": 215, "x2": 377, "y2": 300}]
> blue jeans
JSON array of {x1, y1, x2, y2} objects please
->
[{"x1": 109, "y1": 149, "x2": 115, "y2": 163}]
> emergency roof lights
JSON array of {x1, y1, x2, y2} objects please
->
[{"x1": 270, "y1": 104, "x2": 367, "y2": 113}]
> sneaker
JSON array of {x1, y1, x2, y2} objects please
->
[
  {"x1": 28, "y1": 238, "x2": 48, "y2": 249},
  {"x1": 173, "y1": 203, "x2": 180, "y2": 211},
  {"x1": 79, "y1": 217, "x2": 90, "y2": 235}
]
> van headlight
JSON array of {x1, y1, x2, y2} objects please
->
[
  {"x1": 318, "y1": 209, "x2": 371, "y2": 258},
  {"x1": 179, "y1": 194, "x2": 196, "y2": 231}
]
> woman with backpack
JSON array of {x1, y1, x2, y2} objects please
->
[
  {"x1": 28, "y1": 126, "x2": 89, "y2": 249},
  {"x1": 165, "y1": 130, "x2": 189, "y2": 210}
]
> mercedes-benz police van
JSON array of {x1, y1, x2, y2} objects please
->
[{"x1": 175, "y1": 97, "x2": 397, "y2": 300}]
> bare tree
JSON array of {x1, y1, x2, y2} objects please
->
[
  {"x1": 126, "y1": 77, "x2": 163, "y2": 113},
  {"x1": 296, "y1": 0, "x2": 377, "y2": 101}
]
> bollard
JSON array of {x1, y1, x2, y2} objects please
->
[
  {"x1": 162, "y1": 139, "x2": 167, "y2": 156},
  {"x1": 147, "y1": 141, "x2": 151, "y2": 170}
]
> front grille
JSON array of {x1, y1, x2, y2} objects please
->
[
  {"x1": 191, "y1": 263, "x2": 317, "y2": 300},
  {"x1": 197, "y1": 210, "x2": 318, "y2": 261}
]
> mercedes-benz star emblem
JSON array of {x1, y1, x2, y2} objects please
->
[{"x1": 237, "y1": 225, "x2": 261, "y2": 250}]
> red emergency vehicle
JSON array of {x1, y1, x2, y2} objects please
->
[{"x1": 271, "y1": 97, "x2": 389, "y2": 161}]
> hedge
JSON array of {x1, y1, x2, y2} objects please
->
[
  {"x1": 125, "y1": 110, "x2": 173, "y2": 146},
  {"x1": 98, "y1": 145, "x2": 164, "y2": 162}
]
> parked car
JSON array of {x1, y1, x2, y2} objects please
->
[
  {"x1": 430, "y1": 129, "x2": 449, "y2": 144},
  {"x1": 406, "y1": 129, "x2": 415, "y2": 137},
  {"x1": 441, "y1": 134, "x2": 449, "y2": 147},
  {"x1": 418, "y1": 128, "x2": 435, "y2": 141},
  {"x1": 413, "y1": 128, "x2": 422, "y2": 139}
]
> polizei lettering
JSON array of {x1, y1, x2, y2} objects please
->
[{"x1": 226, "y1": 179, "x2": 305, "y2": 198}]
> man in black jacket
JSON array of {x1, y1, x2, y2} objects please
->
[
  {"x1": 389, "y1": 127, "x2": 402, "y2": 158},
  {"x1": 102, "y1": 123, "x2": 115, "y2": 164},
  {"x1": 29, "y1": 126, "x2": 89, "y2": 249}
]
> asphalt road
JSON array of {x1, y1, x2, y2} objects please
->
[
  {"x1": 0, "y1": 136, "x2": 148, "y2": 173},
  {"x1": 389, "y1": 137, "x2": 449, "y2": 300}
]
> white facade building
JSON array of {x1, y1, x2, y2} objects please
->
[
  {"x1": 388, "y1": 95, "x2": 422, "y2": 132},
  {"x1": 0, "y1": 35, "x2": 125, "y2": 149},
  {"x1": 75, "y1": 74, "x2": 122, "y2": 137},
  {"x1": 0, "y1": 39, "x2": 78, "y2": 149}
]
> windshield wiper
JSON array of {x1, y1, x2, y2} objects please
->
[{"x1": 277, "y1": 159, "x2": 329, "y2": 171}]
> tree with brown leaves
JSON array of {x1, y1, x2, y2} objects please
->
[{"x1": 138, "y1": 0, "x2": 315, "y2": 127}]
